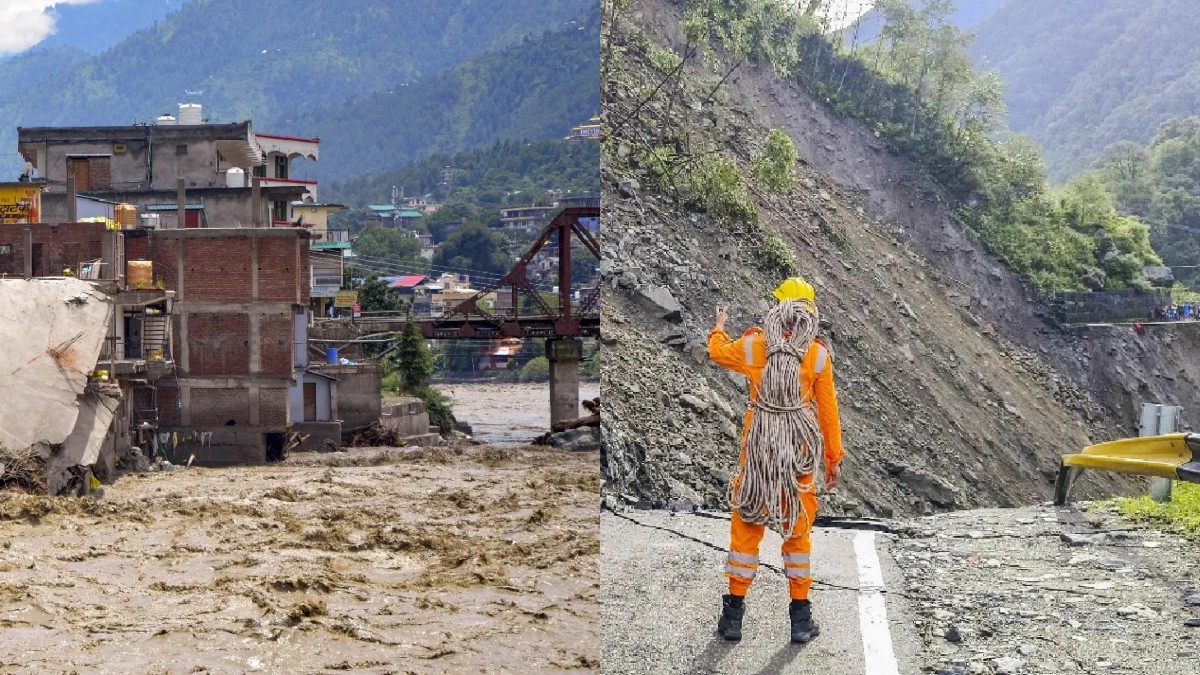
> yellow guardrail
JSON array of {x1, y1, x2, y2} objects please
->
[{"x1": 1054, "y1": 433, "x2": 1200, "y2": 505}]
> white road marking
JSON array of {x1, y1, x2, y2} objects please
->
[{"x1": 853, "y1": 530, "x2": 900, "y2": 675}]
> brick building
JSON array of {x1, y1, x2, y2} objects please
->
[{"x1": 125, "y1": 227, "x2": 313, "y2": 463}]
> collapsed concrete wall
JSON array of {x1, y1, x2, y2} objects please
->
[
  {"x1": 0, "y1": 278, "x2": 114, "y2": 492},
  {"x1": 381, "y1": 399, "x2": 430, "y2": 437}
]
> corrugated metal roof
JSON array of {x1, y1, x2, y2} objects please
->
[{"x1": 389, "y1": 274, "x2": 427, "y2": 289}]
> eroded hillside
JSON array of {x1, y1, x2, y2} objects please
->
[{"x1": 600, "y1": 0, "x2": 1200, "y2": 517}]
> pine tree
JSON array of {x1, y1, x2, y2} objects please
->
[{"x1": 393, "y1": 312, "x2": 433, "y2": 392}]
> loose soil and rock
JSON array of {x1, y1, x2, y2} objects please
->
[
  {"x1": 898, "y1": 504, "x2": 1200, "y2": 674},
  {"x1": 600, "y1": 0, "x2": 1200, "y2": 517}
]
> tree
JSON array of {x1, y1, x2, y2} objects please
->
[
  {"x1": 425, "y1": 203, "x2": 483, "y2": 243},
  {"x1": 433, "y1": 221, "x2": 510, "y2": 278},
  {"x1": 356, "y1": 274, "x2": 405, "y2": 313},
  {"x1": 354, "y1": 225, "x2": 426, "y2": 268},
  {"x1": 391, "y1": 313, "x2": 433, "y2": 391},
  {"x1": 751, "y1": 129, "x2": 799, "y2": 194}
]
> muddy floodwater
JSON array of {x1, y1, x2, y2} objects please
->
[
  {"x1": 436, "y1": 382, "x2": 601, "y2": 445},
  {"x1": 0, "y1": 444, "x2": 598, "y2": 673}
]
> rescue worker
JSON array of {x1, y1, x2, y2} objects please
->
[{"x1": 707, "y1": 276, "x2": 845, "y2": 643}]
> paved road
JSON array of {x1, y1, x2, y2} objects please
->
[{"x1": 601, "y1": 510, "x2": 922, "y2": 674}]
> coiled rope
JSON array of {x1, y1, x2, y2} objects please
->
[{"x1": 728, "y1": 299, "x2": 824, "y2": 538}]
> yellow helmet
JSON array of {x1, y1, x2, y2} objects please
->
[{"x1": 773, "y1": 276, "x2": 815, "y2": 303}]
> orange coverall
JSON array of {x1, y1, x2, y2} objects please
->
[{"x1": 708, "y1": 326, "x2": 845, "y2": 601}]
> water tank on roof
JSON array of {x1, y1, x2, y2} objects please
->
[
  {"x1": 178, "y1": 103, "x2": 202, "y2": 125},
  {"x1": 226, "y1": 167, "x2": 245, "y2": 188},
  {"x1": 156, "y1": 114, "x2": 176, "y2": 125},
  {"x1": 140, "y1": 214, "x2": 160, "y2": 229}
]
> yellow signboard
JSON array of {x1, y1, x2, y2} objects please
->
[
  {"x1": 334, "y1": 290, "x2": 358, "y2": 308},
  {"x1": 0, "y1": 185, "x2": 40, "y2": 224}
]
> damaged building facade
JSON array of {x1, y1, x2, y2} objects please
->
[
  {"x1": 0, "y1": 223, "x2": 176, "y2": 493},
  {"x1": 0, "y1": 111, "x2": 368, "y2": 491},
  {"x1": 0, "y1": 221, "x2": 328, "y2": 486}
]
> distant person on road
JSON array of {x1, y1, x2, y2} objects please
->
[{"x1": 707, "y1": 276, "x2": 845, "y2": 644}]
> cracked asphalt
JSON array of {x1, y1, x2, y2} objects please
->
[{"x1": 600, "y1": 509, "x2": 922, "y2": 674}]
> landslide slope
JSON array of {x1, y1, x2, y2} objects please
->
[{"x1": 601, "y1": 0, "x2": 1200, "y2": 518}]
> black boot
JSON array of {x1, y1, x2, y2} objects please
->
[
  {"x1": 789, "y1": 600, "x2": 820, "y2": 643},
  {"x1": 717, "y1": 594, "x2": 745, "y2": 641}
]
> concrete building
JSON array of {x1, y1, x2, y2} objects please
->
[
  {"x1": 291, "y1": 201, "x2": 345, "y2": 242},
  {"x1": 499, "y1": 204, "x2": 556, "y2": 231},
  {"x1": 366, "y1": 204, "x2": 423, "y2": 228},
  {"x1": 565, "y1": 115, "x2": 600, "y2": 142},
  {"x1": 309, "y1": 248, "x2": 344, "y2": 317},
  {"x1": 16, "y1": 107, "x2": 319, "y2": 228},
  {"x1": 403, "y1": 196, "x2": 440, "y2": 215}
]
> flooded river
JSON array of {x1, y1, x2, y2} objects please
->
[
  {"x1": 0, "y1": 444, "x2": 598, "y2": 673},
  {"x1": 436, "y1": 381, "x2": 600, "y2": 445}
]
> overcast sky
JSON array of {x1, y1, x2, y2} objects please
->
[
  {"x1": 0, "y1": 0, "x2": 96, "y2": 56},
  {"x1": 820, "y1": 0, "x2": 876, "y2": 30}
]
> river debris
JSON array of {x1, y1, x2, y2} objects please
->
[
  {"x1": 347, "y1": 422, "x2": 408, "y2": 448},
  {"x1": 535, "y1": 397, "x2": 601, "y2": 450}
]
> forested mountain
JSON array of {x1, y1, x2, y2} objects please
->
[
  {"x1": 280, "y1": 7, "x2": 600, "y2": 181},
  {"x1": 1091, "y1": 119, "x2": 1200, "y2": 291},
  {"x1": 973, "y1": 0, "x2": 1200, "y2": 181},
  {"x1": 28, "y1": 0, "x2": 186, "y2": 55},
  {"x1": 846, "y1": 0, "x2": 1004, "y2": 44},
  {"x1": 326, "y1": 140, "x2": 599, "y2": 210},
  {"x1": 0, "y1": 0, "x2": 594, "y2": 175}
]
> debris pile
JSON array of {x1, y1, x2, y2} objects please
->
[
  {"x1": 347, "y1": 423, "x2": 408, "y2": 448},
  {"x1": 535, "y1": 397, "x2": 600, "y2": 451},
  {"x1": 0, "y1": 445, "x2": 47, "y2": 493}
]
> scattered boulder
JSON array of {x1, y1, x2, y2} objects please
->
[
  {"x1": 1143, "y1": 265, "x2": 1174, "y2": 287},
  {"x1": 547, "y1": 426, "x2": 601, "y2": 452},
  {"x1": 679, "y1": 393, "x2": 710, "y2": 412},
  {"x1": 638, "y1": 285, "x2": 683, "y2": 323}
]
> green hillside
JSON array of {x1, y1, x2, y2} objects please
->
[
  {"x1": 973, "y1": 0, "x2": 1200, "y2": 181},
  {"x1": 326, "y1": 139, "x2": 599, "y2": 210},
  {"x1": 0, "y1": 0, "x2": 594, "y2": 175},
  {"x1": 29, "y1": 0, "x2": 187, "y2": 55},
  {"x1": 279, "y1": 7, "x2": 600, "y2": 181}
]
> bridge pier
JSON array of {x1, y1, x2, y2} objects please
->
[{"x1": 546, "y1": 338, "x2": 583, "y2": 426}]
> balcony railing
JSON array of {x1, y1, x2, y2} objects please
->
[{"x1": 101, "y1": 338, "x2": 172, "y2": 362}]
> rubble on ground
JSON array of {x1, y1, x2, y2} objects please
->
[
  {"x1": 900, "y1": 505, "x2": 1200, "y2": 673},
  {"x1": 346, "y1": 422, "x2": 408, "y2": 448},
  {"x1": 536, "y1": 397, "x2": 600, "y2": 451}
]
